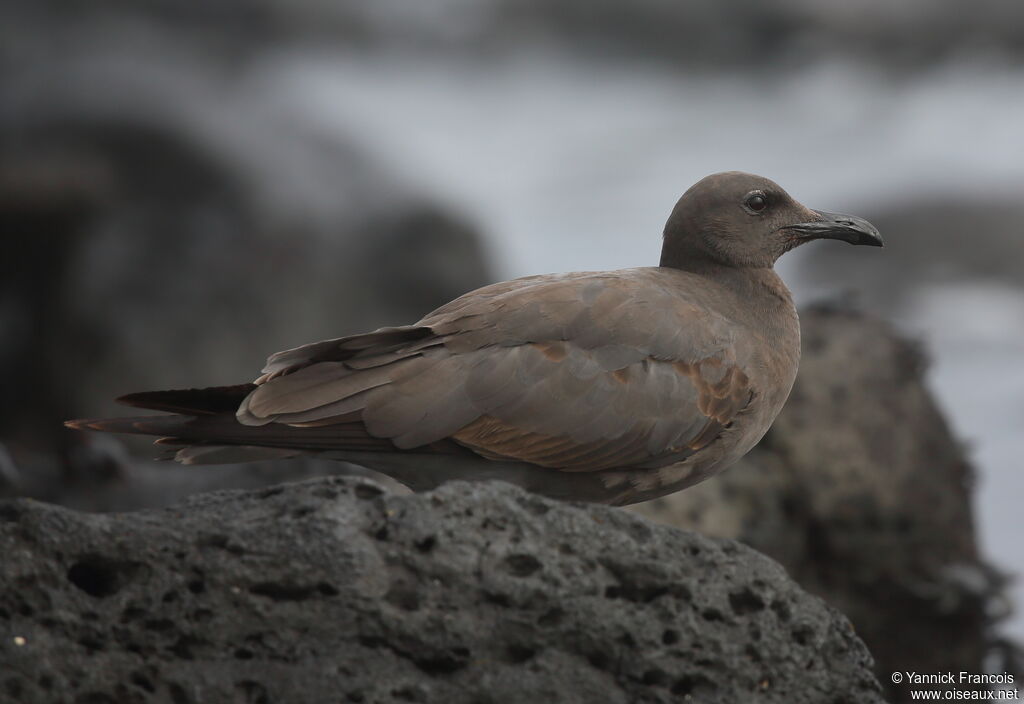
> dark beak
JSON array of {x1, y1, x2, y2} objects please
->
[{"x1": 783, "y1": 210, "x2": 883, "y2": 247}]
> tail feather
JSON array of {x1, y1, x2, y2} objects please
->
[
  {"x1": 65, "y1": 415, "x2": 195, "y2": 436},
  {"x1": 67, "y1": 414, "x2": 395, "y2": 451},
  {"x1": 116, "y1": 384, "x2": 257, "y2": 416},
  {"x1": 173, "y1": 445, "x2": 302, "y2": 465},
  {"x1": 66, "y1": 412, "x2": 469, "y2": 460}
]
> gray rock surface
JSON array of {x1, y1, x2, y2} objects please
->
[
  {"x1": 1, "y1": 477, "x2": 885, "y2": 704},
  {"x1": 631, "y1": 305, "x2": 1015, "y2": 702}
]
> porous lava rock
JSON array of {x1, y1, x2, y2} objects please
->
[{"x1": 1, "y1": 477, "x2": 885, "y2": 704}]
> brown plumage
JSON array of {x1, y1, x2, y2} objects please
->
[{"x1": 67, "y1": 172, "x2": 881, "y2": 505}]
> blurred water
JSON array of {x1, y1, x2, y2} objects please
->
[
  {"x1": 902, "y1": 282, "x2": 1024, "y2": 640},
  {"x1": 258, "y1": 51, "x2": 1024, "y2": 637},
  {"x1": 260, "y1": 52, "x2": 1024, "y2": 273}
]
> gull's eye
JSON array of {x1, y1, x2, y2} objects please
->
[{"x1": 743, "y1": 191, "x2": 767, "y2": 214}]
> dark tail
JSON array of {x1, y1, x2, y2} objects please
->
[
  {"x1": 65, "y1": 382, "x2": 262, "y2": 446},
  {"x1": 65, "y1": 383, "x2": 262, "y2": 448},
  {"x1": 65, "y1": 415, "x2": 196, "y2": 436},
  {"x1": 66, "y1": 383, "x2": 466, "y2": 463},
  {"x1": 115, "y1": 384, "x2": 257, "y2": 415},
  {"x1": 65, "y1": 412, "x2": 397, "y2": 453}
]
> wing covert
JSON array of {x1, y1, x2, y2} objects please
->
[{"x1": 237, "y1": 269, "x2": 756, "y2": 471}]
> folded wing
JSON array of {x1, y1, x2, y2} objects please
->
[{"x1": 236, "y1": 270, "x2": 756, "y2": 472}]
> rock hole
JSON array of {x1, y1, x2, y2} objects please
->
[
  {"x1": 385, "y1": 584, "x2": 422, "y2": 612},
  {"x1": 626, "y1": 521, "x2": 653, "y2": 543},
  {"x1": 39, "y1": 675, "x2": 54, "y2": 691},
  {"x1": 197, "y1": 533, "x2": 229, "y2": 550},
  {"x1": 769, "y1": 599, "x2": 791, "y2": 623},
  {"x1": 234, "y1": 648, "x2": 254, "y2": 660},
  {"x1": 144, "y1": 619, "x2": 175, "y2": 632},
  {"x1": 291, "y1": 505, "x2": 316, "y2": 519},
  {"x1": 78, "y1": 636, "x2": 104, "y2": 652},
  {"x1": 392, "y1": 685, "x2": 427, "y2": 702},
  {"x1": 415, "y1": 536, "x2": 437, "y2": 553},
  {"x1": 186, "y1": 580, "x2": 205, "y2": 595},
  {"x1": 312, "y1": 486, "x2": 339, "y2": 499},
  {"x1": 235, "y1": 680, "x2": 269, "y2": 704},
  {"x1": 661, "y1": 629, "x2": 679, "y2": 645},
  {"x1": 192, "y1": 608, "x2": 214, "y2": 622},
  {"x1": 642, "y1": 668, "x2": 668, "y2": 686},
  {"x1": 482, "y1": 590, "x2": 512, "y2": 607},
  {"x1": 317, "y1": 582, "x2": 339, "y2": 597},
  {"x1": 250, "y1": 582, "x2": 316, "y2": 602},
  {"x1": 538, "y1": 607, "x2": 565, "y2": 627},
  {"x1": 358, "y1": 634, "x2": 383, "y2": 650},
  {"x1": 503, "y1": 553, "x2": 542, "y2": 577},
  {"x1": 792, "y1": 624, "x2": 815, "y2": 646},
  {"x1": 700, "y1": 608, "x2": 724, "y2": 622},
  {"x1": 354, "y1": 483, "x2": 383, "y2": 500},
  {"x1": 586, "y1": 651, "x2": 610, "y2": 671},
  {"x1": 67, "y1": 557, "x2": 139, "y2": 598},
  {"x1": 604, "y1": 583, "x2": 668, "y2": 603},
  {"x1": 74, "y1": 693, "x2": 116, "y2": 704},
  {"x1": 831, "y1": 697, "x2": 858, "y2": 704},
  {"x1": 130, "y1": 672, "x2": 155, "y2": 693},
  {"x1": 506, "y1": 644, "x2": 536, "y2": 663},
  {"x1": 729, "y1": 587, "x2": 765, "y2": 615},
  {"x1": 413, "y1": 647, "x2": 470, "y2": 675},
  {"x1": 169, "y1": 635, "x2": 205, "y2": 660},
  {"x1": 669, "y1": 583, "x2": 693, "y2": 601},
  {"x1": 671, "y1": 674, "x2": 716, "y2": 696},
  {"x1": 169, "y1": 682, "x2": 190, "y2": 704},
  {"x1": 515, "y1": 495, "x2": 550, "y2": 516},
  {"x1": 641, "y1": 586, "x2": 669, "y2": 602},
  {"x1": 120, "y1": 606, "x2": 145, "y2": 623}
]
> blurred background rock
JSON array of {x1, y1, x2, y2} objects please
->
[
  {"x1": 2, "y1": 0, "x2": 1022, "y2": 698},
  {"x1": 631, "y1": 306, "x2": 1020, "y2": 702}
]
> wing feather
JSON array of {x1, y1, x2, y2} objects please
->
[{"x1": 234, "y1": 268, "x2": 756, "y2": 473}]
